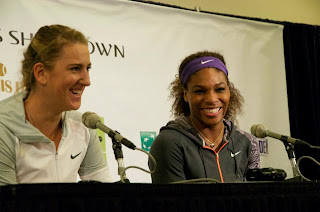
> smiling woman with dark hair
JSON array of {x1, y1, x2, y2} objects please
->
[{"x1": 149, "y1": 50, "x2": 260, "y2": 184}]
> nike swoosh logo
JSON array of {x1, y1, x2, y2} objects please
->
[
  {"x1": 201, "y1": 59, "x2": 214, "y2": 64},
  {"x1": 231, "y1": 151, "x2": 241, "y2": 158},
  {"x1": 71, "y1": 152, "x2": 82, "y2": 159}
]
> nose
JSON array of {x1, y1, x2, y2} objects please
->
[
  {"x1": 80, "y1": 69, "x2": 91, "y2": 86},
  {"x1": 205, "y1": 90, "x2": 218, "y2": 103}
]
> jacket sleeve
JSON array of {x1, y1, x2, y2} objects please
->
[
  {"x1": 0, "y1": 136, "x2": 17, "y2": 185},
  {"x1": 78, "y1": 128, "x2": 113, "y2": 182},
  {"x1": 148, "y1": 129, "x2": 186, "y2": 184},
  {"x1": 246, "y1": 133, "x2": 260, "y2": 170}
]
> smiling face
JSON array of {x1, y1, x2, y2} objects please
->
[
  {"x1": 183, "y1": 67, "x2": 230, "y2": 129},
  {"x1": 43, "y1": 43, "x2": 91, "y2": 112}
]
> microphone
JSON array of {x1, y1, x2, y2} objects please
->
[
  {"x1": 82, "y1": 112, "x2": 136, "y2": 150},
  {"x1": 250, "y1": 124, "x2": 310, "y2": 148}
]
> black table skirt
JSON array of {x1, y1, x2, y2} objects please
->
[{"x1": 1, "y1": 181, "x2": 319, "y2": 212}]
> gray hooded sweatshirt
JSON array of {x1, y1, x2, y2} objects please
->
[{"x1": 149, "y1": 117, "x2": 260, "y2": 183}]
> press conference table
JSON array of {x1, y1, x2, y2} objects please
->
[{"x1": 1, "y1": 181, "x2": 319, "y2": 212}]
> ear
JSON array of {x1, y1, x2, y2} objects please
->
[
  {"x1": 183, "y1": 89, "x2": 188, "y2": 102},
  {"x1": 33, "y1": 62, "x2": 47, "y2": 85}
]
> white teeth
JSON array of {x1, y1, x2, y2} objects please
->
[
  {"x1": 203, "y1": 108, "x2": 220, "y2": 113},
  {"x1": 71, "y1": 90, "x2": 82, "y2": 95}
]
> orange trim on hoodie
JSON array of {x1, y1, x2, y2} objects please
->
[{"x1": 203, "y1": 141, "x2": 229, "y2": 183}]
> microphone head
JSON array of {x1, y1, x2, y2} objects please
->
[
  {"x1": 251, "y1": 124, "x2": 267, "y2": 138},
  {"x1": 250, "y1": 124, "x2": 258, "y2": 136},
  {"x1": 82, "y1": 112, "x2": 101, "y2": 129}
]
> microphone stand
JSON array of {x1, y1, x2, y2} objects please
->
[
  {"x1": 283, "y1": 142, "x2": 303, "y2": 181},
  {"x1": 108, "y1": 130, "x2": 130, "y2": 183}
]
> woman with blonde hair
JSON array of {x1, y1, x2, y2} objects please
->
[{"x1": 0, "y1": 24, "x2": 113, "y2": 185}]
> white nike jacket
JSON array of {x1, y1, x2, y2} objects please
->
[{"x1": 0, "y1": 92, "x2": 113, "y2": 185}]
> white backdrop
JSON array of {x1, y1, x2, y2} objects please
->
[{"x1": 0, "y1": 0, "x2": 292, "y2": 182}]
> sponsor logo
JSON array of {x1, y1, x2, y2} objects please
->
[
  {"x1": 201, "y1": 59, "x2": 214, "y2": 64},
  {"x1": 3, "y1": 29, "x2": 125, "y2": 58},
  {"x1": 258, "y1": 138, "x2": 268, "y2": 155},
  {"x1": 88, "y1": 41, "x2": 125, "y2": 58},
  {"x1": 70, "y1": 152, "x2": 82, "y2": 159},
  {"x1": 97, "y1": 117, "x2": 107, "y2": 161},
  {"x1": 140, "y1": 131, "x2": 157, "y2": 152},
  {"x1": 0, "y1": 63, "x2": 7, "y2": 76},
  {"x1": 231, "y1": 151, "x2": 241, "y2": 158},
  {"x1": 0, "y1": 62, "x2": 23, "y2": 94}
]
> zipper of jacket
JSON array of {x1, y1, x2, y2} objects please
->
[
  {"x1": 204, "y1": 141, "x2": 229, "y2": 183},
  {"x1": 55, "y1": 149, "x2": 59, "y2": 182},
  {"x1": 54, "y1": 137, "x2": 63, "y2": 182},
  {"x1": 55, "y1": 135, "x2": 65, "y2": 182},
  {"x1": 216, "y1": 153, "x2": 223, "y2": 182},
  {"x1": 215, "y1": 142, "x2": 229, "y2": 183}
]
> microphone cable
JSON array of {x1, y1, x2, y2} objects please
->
[
  {"x1": 170, "y1": 178, "x2": 221, "y2": 184},
  {"x1": 309, "y1": 145, "x2": 320, "y2": 150},
  {"x1": 296, "y1": 156, "x2": 320, "y2": 182},
  {"x1": 119, "y1": 147, "x2": 157, "y2": 183}
]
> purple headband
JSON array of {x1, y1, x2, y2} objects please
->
[{"x1": 180, "y1": 56, "x2": 228, "y2": 86}]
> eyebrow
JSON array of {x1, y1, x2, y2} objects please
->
[
  {"x1": 192, "y1": 82, "x2": 225, "y2": 88},
  {"x1": 68, "y1": 63, "x2": 92, "y2": 67}
]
